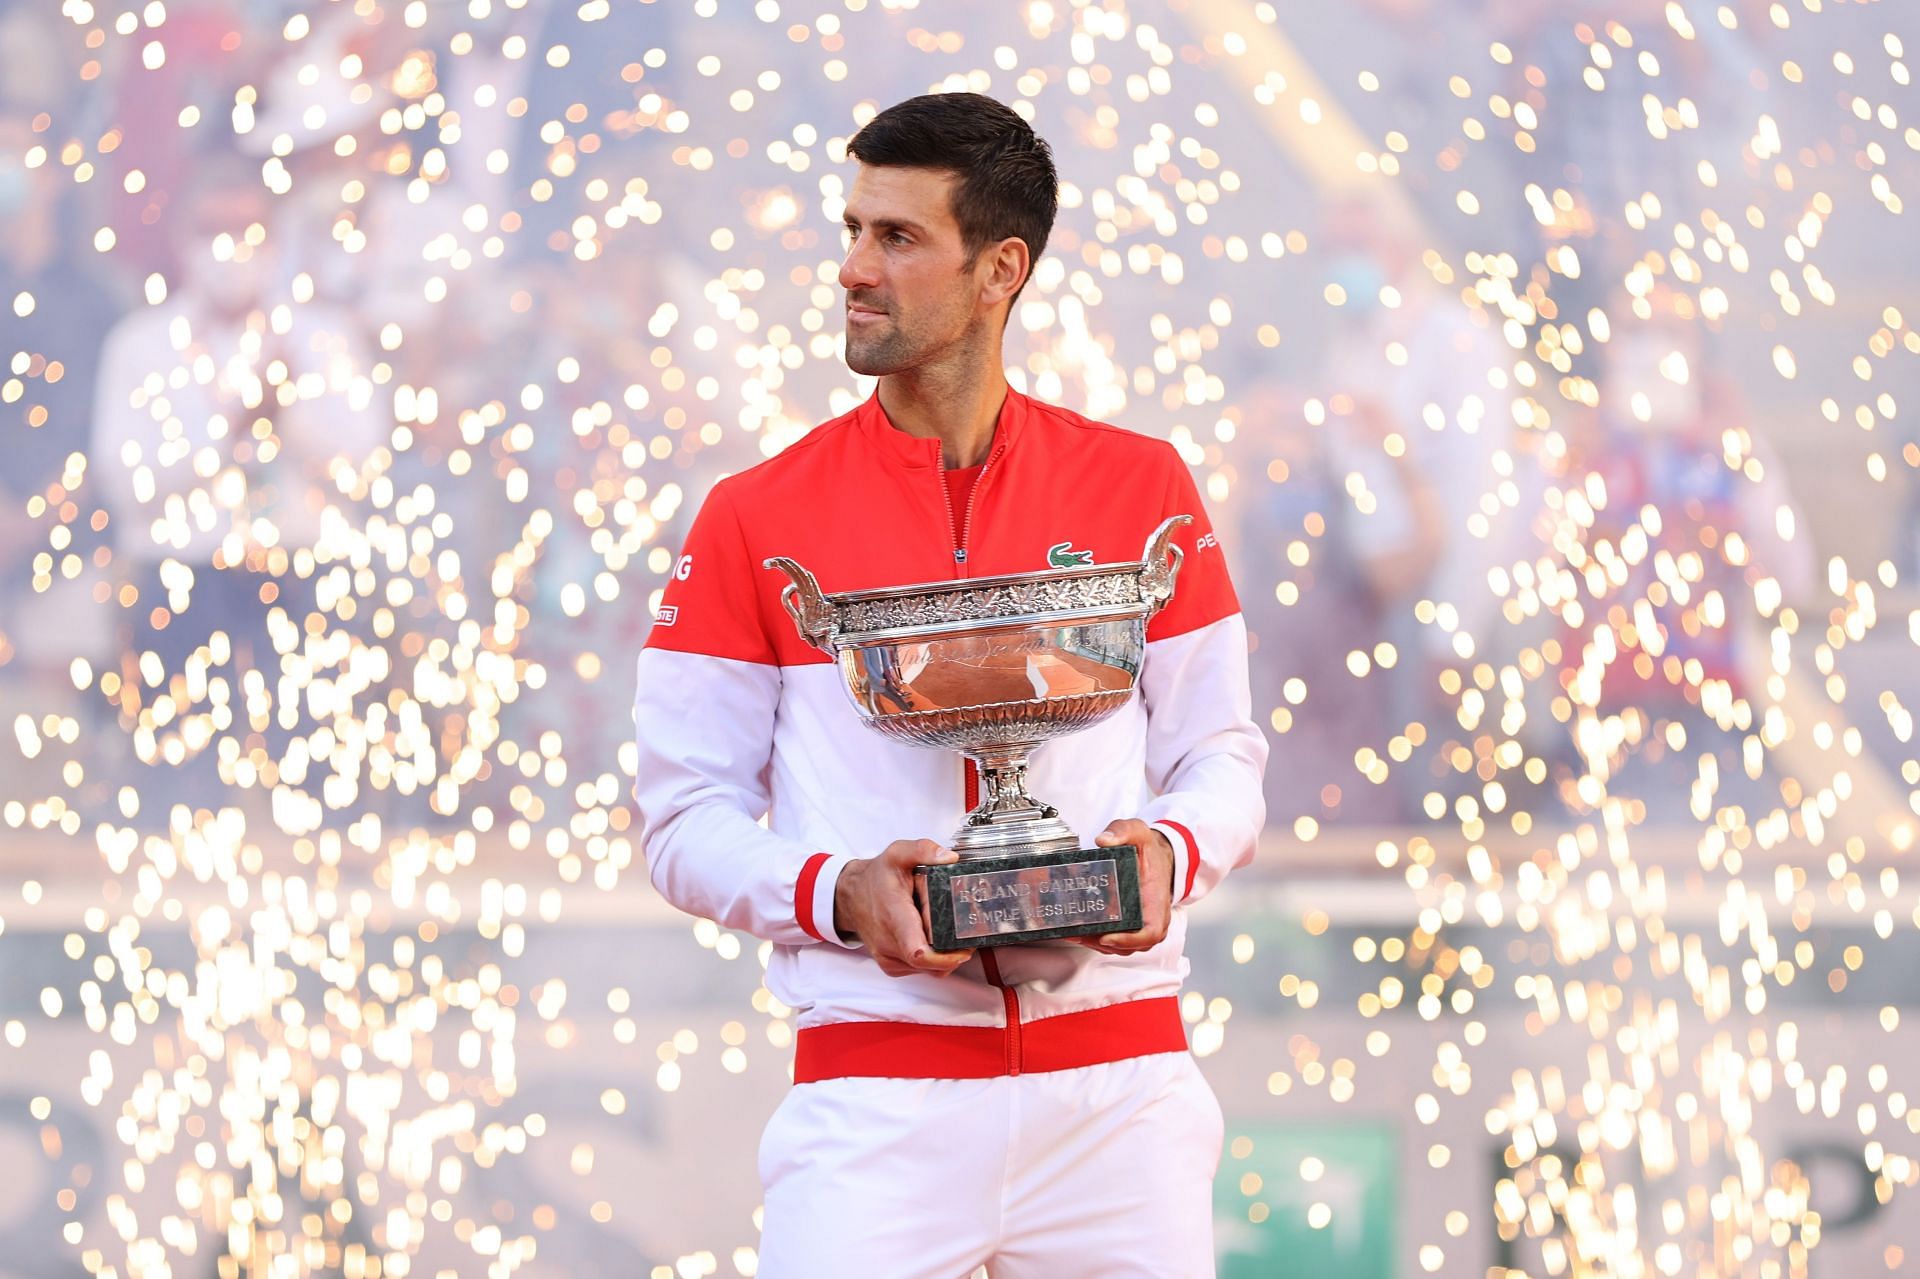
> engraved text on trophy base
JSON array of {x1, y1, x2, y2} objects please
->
[{"x1": 948, "y1": 857, "x2": 1125, "y2": 941}]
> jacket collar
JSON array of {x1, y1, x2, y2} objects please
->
[{"x1": 853, "y1": 383, "x2": 1031, "y2": 470}]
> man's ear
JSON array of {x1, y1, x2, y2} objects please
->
[{"x1": 976, "y1": 236, "x2": 1031, "y2": 310}]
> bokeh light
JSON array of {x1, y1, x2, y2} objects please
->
[{"x1": 2, "y1": 0, "x2": 1919, "y2": 1275}]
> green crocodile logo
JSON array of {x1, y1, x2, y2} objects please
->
[{"x1": 1047, "y1": 541, "x2": 1095, "y2": 569}]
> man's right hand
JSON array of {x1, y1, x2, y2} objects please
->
[{"x1": 833, "y1": 839, "x2": 972, "y2": 978}]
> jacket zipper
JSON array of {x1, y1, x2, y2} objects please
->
[
  {"x1": 960, "y1": 443, "x2": 1006, "y2": 572},
  {"x1": 944, "y1": 443, "x2": 1018, "y2": 1071},
  {"x1": 935, "y1": 454, "x2": 962, "y2": 570},
  {"x1": 940, "y1": 441, "x2": 1013, "y2": 576}
]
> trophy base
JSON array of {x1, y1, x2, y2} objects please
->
[{"x1": 916, "y1": 845, "x2": 1143, "y2": 951}]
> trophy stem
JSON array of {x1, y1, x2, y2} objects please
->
[{"x1": 951, "y1": 748, "x2": 1080, "y2": 859}]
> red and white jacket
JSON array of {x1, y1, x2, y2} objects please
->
[{"x1": 632, "y1": 388, "x2": 1268, "y2": 1079}]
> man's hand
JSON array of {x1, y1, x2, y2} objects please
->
[
  {"x1": 833, "y1": 839, "x2": 973, "y2": 978},
  {"x1": 1079, "y1": 819, "x2": 1176, "y2": 955}
]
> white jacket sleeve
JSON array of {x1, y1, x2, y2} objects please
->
[
  {"x1": 631, "y1": 484, "x2": 858, "y2": 947},
  {"x1": 1137, "y1": 613, "x2": 1269, "y2": 904},
  {"x1": 1134, "y1": 451, "x2": 1270, "y2": 903}
]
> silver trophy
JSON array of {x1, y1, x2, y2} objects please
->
[{"x1": 764, "y1": 515, "x2": 1190, "y2": 949}]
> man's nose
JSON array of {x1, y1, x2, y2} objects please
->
[{"x1": 838, "y1": 231, "x2": 880, "y2": 292}]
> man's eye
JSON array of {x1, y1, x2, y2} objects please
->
[{"x1": 887, "y1": 232, "x2": 909, "y2": 245}]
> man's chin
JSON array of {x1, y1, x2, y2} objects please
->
[{"x1": 846, "y1": 339, "x2": 911, "y2": 378}]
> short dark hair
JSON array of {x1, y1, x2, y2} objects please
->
[{"x1": 848, "y1": 92, "x2": 1058, "y2": 303}]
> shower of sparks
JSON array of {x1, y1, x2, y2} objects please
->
[{"x1": 1, "y1": 0, "x2": 1918, "y2": 1276}]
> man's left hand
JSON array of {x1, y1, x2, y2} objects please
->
[{"x1": 1078, "y1": 819, "x2": 1175, "y2": 955}]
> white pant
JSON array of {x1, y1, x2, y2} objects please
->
[{"x1": 756, "y1": 1051, "x2": 1223, "y2": 1278}]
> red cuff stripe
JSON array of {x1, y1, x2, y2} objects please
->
[
  {"x1": 795, "y1": 852, "x2": 832, "y2": 942},
  {"x1": 1161, "y1": 821, "x2": 1200, "y2": 901}
]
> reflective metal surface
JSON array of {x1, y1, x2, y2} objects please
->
[
  {"x1": 764, "y1": 516, "x2": 1190, "y2": 860},
  {"x1": 842, "y1": 619, "x2": 1143, "y2": 742}
]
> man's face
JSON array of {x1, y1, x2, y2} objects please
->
[{"x1": 838, "y1": 165, "x2": 985, "y2": 376}]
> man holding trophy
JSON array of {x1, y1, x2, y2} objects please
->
[{"x1": 633, "y1": 93, "x2": 1268, "y2": 1276}]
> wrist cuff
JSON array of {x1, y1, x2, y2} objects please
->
[
  {"x1": 797, "y1": 853, "x2": 860, "y2": 948},
  {"x1": 1148, "y1": 820, "x2": 1199, "y2": 904}
]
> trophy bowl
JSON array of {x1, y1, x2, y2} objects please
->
[{"x1": 763, "y1": 515, "x2": 1189, "y2": 949}]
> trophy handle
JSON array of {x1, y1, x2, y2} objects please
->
[
  {"x1": 762, "y1": 556, "x2": 837, "y2": 650},
  {"x1": 1138, "y1": 514, "x2": 1192, "y2": 616}
]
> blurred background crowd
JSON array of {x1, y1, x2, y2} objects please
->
[
  {"x1": 3, "y1": 0, "x2": 1919, "y2": 1275},
  {"x1": 4, "y1": 0, "x2": 1899, "y2": 836}
]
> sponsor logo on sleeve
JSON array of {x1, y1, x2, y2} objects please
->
[{"x1": 655, "y1": 605, "x2": 679, "y2": 626}]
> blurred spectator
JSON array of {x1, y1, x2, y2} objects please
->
[
  {"x1": 1324, "y1": 200, "x2": 1535, "y2": 651},
  {"x1": 0, "y1": 111, "x2": 127, "y2": 676},
  {"x1": 1586, "y1": 291, "x2": 1814, "y2": 702},
  {"x1": 1320, "y1": 197, "x2": 1549, "y2": 811},
  {"x1": 237, "y1": 7, "x2": 409, "y2": 321},
  {"x1": 1238, "y1": 380, "x2": 1444, "y2": 826},
  {"x1": 1558, "y1": 289, "x2": 1815, "y2": 821},
  {"x1": 96, "y1": 0, "x2": 257, "y2": 283},
  {"x1": 91, "y1": 144, "x2": 384, "y2": 822}
]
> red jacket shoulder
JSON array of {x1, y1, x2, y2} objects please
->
[{"x1": 1017, "y1": 399, "x2": 1191, "y2": 493}]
